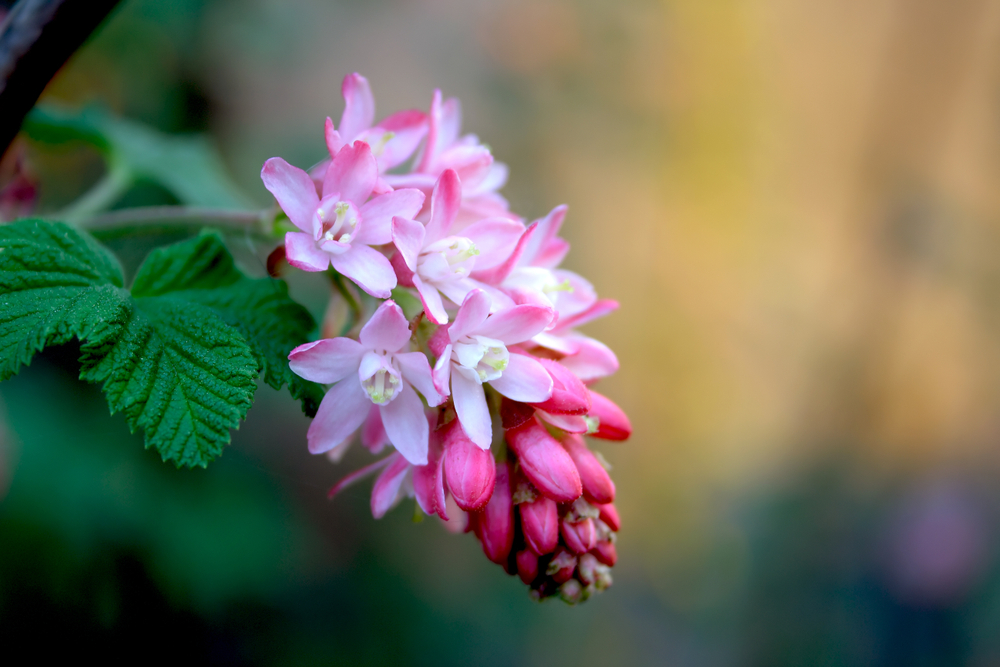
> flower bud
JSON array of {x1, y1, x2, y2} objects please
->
[
  {"x1": 577, "y1": 553, "x2": 601, "y2": 586},
  {"x1": 516, "y1": 549, "x2": 539, "y2": 585},
  {"x1": 442, "y1": 421, "x2": 496, "y2": 511},
  {"x1": 595, "y1": 502, "x2": 621, "y2": 532},
  {"x1": 519, "y1": 495, "x2": 560, "y2": 555},
  {"x1": 559, "y1": 579, "x2": 585, "y2": 605},
  {"x1": 474, "y1": 461, "x2": 514, "y2": 565},
  {"x1": 560, "y1": 434, "x2": 615, "y2": 504},
  {"x1": 546, "y1": 548, "x2": 578, "y2": 584},
  {"x1": 592, "y1": 540, "x2": 618, "y2": 567},
  {"x1": 505, "y1": 416, "x2": 582, "y2": 503},
  {"x1": 370, "y1": 453, "x2": 412, "y2": 519},
  {"x1": 587, "y1": 390, "x2": 632, "y2": 441},
  {"x1": 529, "y1": 358, "x2": 591, "y2": 415},
  {"x1": 561, "y1": 517, "x2": 597, "y2": 554},
  {"x1": 500, "y1": 397, "x2": 536, "y2": 431}
]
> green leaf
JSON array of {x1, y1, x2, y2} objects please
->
[
  {"x1": 23, "y1": 105, "x2": 250, "y2": 208},
  {"x1": 0, "y1": 220, "x2": 319, "y2": 467}
]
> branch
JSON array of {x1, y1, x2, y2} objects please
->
[{"x1": 0, "y1": 0, "x2": 121, "y2": 157}]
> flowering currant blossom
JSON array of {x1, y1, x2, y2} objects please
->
[
  {"x1": 432, "y1": 289, "x2": 554, "y2": 448},
  {"x1": 392, "y1": 168, "x2": 524, "y2": 323},
  {"x1": 264, "y1": 73, "x2": 632, "y2": 603},
  {"x1": 288, "y1": 300, "x2": 443, "y2": 465},
  {"x1": 262, "y1": 141, "x2": 424, "y2": 297}
]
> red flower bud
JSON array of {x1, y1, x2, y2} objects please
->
[
  {"x1": 592, "y1": 540, "x2": 618, "y2": 567},
  {"x1": 529, "y1": 358, "x2": 591, "y2": 415},
  {"x1": 442, "y1": 421, "x2": 496, "y2": 511},
  {"x1": 474, "y1": 461, "x2": 514, "y2": 565},
  {"x1": 595, "y1": 502, "x2": 621, "y2": 532},
  {"x1": 519, "y1": 495, "x2": 560, "y2": 555},
  {"x1": 516, "y1": 549, "x2": 539, "y2": 585},
  {"x1": 588, "y1": 390, "x2": 632, "y2": 441},
  {"x1": 560, "y1": 434, "x2": 615, "y2": 504},
  {"x1": 561, "y1": 517, "x2": 597, "y2": 554},
  {"x1": 500, "y1": 397, "x2": 536, "y2": 431},
  {"x1": 505, "y1": 417, "x2": 582, "y2": 503},
  {"x1": 577, "y1": 553, "x2": 600, "y2": 586}
]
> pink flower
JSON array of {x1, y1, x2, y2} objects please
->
[
  {"x1": 261, "y1": 141, "x2": 424, "y2": 297},
  {"x1": 322, "y1": 73, "x2": 428, "y2": 173},
  {"x1": 391, "y1": 169, "x2": 524, "y2": 324},
  {"x1": 432, "y1": 289, "x2": 554, "y2": 448},
  {"x1": 385, "y1": 89, "x2": 515, "y2": 226},
  {"x1": 288, "y1": 300, "x2": 443, "y2": 465}
]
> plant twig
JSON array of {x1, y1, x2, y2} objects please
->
[{"x1": 75, "y1": 205, "x2": 275, "y2": 235}]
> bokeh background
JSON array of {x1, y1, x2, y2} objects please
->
[{"x1": 5, "y1": 0, "x2": 1000, "y2": 664}]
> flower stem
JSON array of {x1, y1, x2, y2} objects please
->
[
  {"x1": 56, "y1": 157, "x2": 132, "y2": 224},
  {"x1": 75, "y1": 205, "x2": 275, "y2": 236}
]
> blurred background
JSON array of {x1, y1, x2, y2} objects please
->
[{"x1": 5, "y1": 0, "x2": 1000, "y2": 663}]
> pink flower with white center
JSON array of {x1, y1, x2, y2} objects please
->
[
  {"x1": 385, "y1": 90, "x2": 515, "y2": 226},
  {"x1": 320, "y1": 73, "x2": 428, "y2": 173},
  {"x1": 391, "y1": 169, "x2": 524, "y2": 324},
  {"x1": 432, "y1": 289, "x2": 554, "y2": 448},
  {"x1": 288, "y1": 300, "x2": 443, "y2": 465},
  {"x1": 261, "y1": 141, "x2": 424, "y2": 297}
]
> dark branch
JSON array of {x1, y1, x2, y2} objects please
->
[{"x1": 0, "y1": 0, "x2": 121, "y2": 157}]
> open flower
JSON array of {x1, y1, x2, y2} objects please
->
[
  {"x1": 432, "y1": 289, "x2": 554, "y2": 448},
  {"x1": 289, "y1": 300, "x2": 443, "y2": 465},
  {"x1": 261, "y1": 141, "x2": 424, "y2": 297},
  {"x1": 392, "y1": 169, "x2": 524, "y2": 323}
]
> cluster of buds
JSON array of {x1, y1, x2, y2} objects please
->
[{"x1": 268, "y1": 74, "x2": 631, "y2": 603}]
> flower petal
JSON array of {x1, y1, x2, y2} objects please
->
[
  {"x1": 424, "y1": 169, "x2": 461, "y2": 244},
  {"x1": 322, "y1": 140, "x2": 376, "y2": 204},
  {"x1": 449, "y1": 289, "x2": 492, "y2": 341},
  {"x1": 380, "y1": 384, "x2": 429, "y2": 465},
  {"x1": 471, "y1": 221, "x2": 539, "y2": 285},
  {"x1": 367, "y1": 109, "x2": 427, "y2": 170},
  {"x1": 359, "y1": 189, "x2": 425, "y2": 245},
  {"x1": 520, "y1": 205, "x2": 567, "y2": 268},
  {"x1": 332, "y1": 245, "x2": 397, "y2": 298},
  {"x1": 361, "y1": 404, "x2": 389, "y2": 453},
  {"x1": 559, "y1": 335, "x2": 619, "y2": 381},
  {"x1": 307, "y1": 379, "x2": 371, "y2": 454},
  {"x1": 339, "y1": 72, "x2": 375, "y2": 142},
  {"x1": 488, "y1": 354, "x2": 553, "y2": 403},
  {"x1": 359, "y1": 299, "x2": 411, "y2": 352},
  {"x1": 288, "y1": 337, "x2": 363, "y2": 384},
  {"x1": 461, "y1": 218, "x2": 525, "y2": 271},
  {"x1": 412, "y1": 429, "x2": 447, "y2": 519},
  {"x1": 285, "y1": 231, "x2": 329, "y2": 272},
  {"x1": 432, "y1": 343, "x2": 453, "y2": 395},
  {"x1": 475, "y1": 304, "x2": 554, "y2": 345},
  {"x1": 415, "y1": 277, "x2": 449, "y2": 325},
  {"x1": 452, "y1": 369, "x2": 492, "y2": 448},
  {"x1": 324, "y1": 116, "x2": 345, "y2": 157},
  {"x1": 552, "y1": 299, "x2": 619, "y2": 333},
  {"x1": 396, "y1": 351, "x2": 444, "y2": 406},
  {"x1": 261, "y1": 158, "x2": 319, "y2": 233},
  {"x1": 371, "y1": 453, "x2": 410, "y2": 519}
]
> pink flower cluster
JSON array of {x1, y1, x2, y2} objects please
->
[{"x1": 266, "y1": 74, "x2": 631, "y2": 603}]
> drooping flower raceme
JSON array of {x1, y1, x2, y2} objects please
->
[{"x1": 267, "y1": 73, "x2": 632, "y2": 604}]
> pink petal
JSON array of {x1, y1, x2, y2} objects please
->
[
  {"x1": 550, "y1": 270, "x2": 597, "y2": 321},
  {"x1": 449, "y1": 289, "x2": 492, "y2": 341},
  {"x1": 432, "y1": 343, "x2": 453, "y2": 395},
  {"x1": 530, "y1": 331, "x2": 581, "y2": 355},
  {"x1": 534, "y1": 238, "x2": 570, "y2": 270},
  {"x1": 371, "y1": 453, "x2": 410, "y2": 519},
  {"x1": 552, "y1": 299, "x2": 619, "y2": 333},
  {"x1": 389, "y1": 215, "x2": 424, "y2": 270},
  {"x1": 396, "y1": 351, "x2": 444, "y2": 406},
  {"x1": 528, "y1": 357, "x2": 590, "y2": 415},
  {"x1": 476, "y1": 304, "x2": 554, "y2": 345},
  {"x1": 261, "y1": 158, "x2": 319, "y2": 233},
  {"x1": 488, "y1": 354, "x2": 553, "y2": 403},
  {"x1": 442, "y1": 420, "x2": 496, "y2": 511},
  {"x1": 537, "y1": 411, "x2": 588, "y2": 433},
  {"x1": 339, "y1": 72, "x2": 375, "y2": 142},
  {"x1": 288, "y1": 337, "x2": 363, "y2": 384},
  {"x1": 596, "y1": 502, "x2": 621, "y2": 532},
  {"x1": 358, "y1": 189, "x2": 425, "y2": 245},
  {"x1": 451, "y1": 369, "x2": 492, "y2": 448},
  {"x1": 520, "y1": 205, "x2": 567, "y2": 268},
  {"x1": 470, "y1": 221, "x2": 539, "y2": 285},
  {"x1": 328, "y1": 454, "x2": 393, "y2": 498},
  {"x1": 322, "y1": 140, "x2": 376, "y2": 204},
  {"x1": 332, "y1": 245, "x2": 397, "y2": 298},
  {"x1": 412, "y1": 432, "x2": 448, "y2": 520},
  {"x1": 424, "y1": 169, "x2": 461, "y2": 243},
  {"x1": 588, "y1": 390, "x2": 632, "y2": 441},
  {"x1": 561, "y1": 434, "x2": 615, "y2": 504},
  {"x1": 389, "y1": 247, "x2": 415, "y2": 287},
  {"x1": 307, "y1": 378, "x2": 371, "y2": 454},
  {"x1": 361, "y1": 404, "x2": 389, "y2": 453},
  {"x1": 366, "y1": 109, "x2": 428, "y2": 170},
  {"x1": 559, "y1": 335, "x2": 619, "y2": 382},
  {"x1": 284, "y1": 231, "x2": 329, "y2": 272},
  {"x1": 460, "y1": 218, "x2": 525, "y2": 271},
  {"x1": 435, "y1": 145, "x2": 493, "y2": 189},
  {"x1": 359, "y1": 300, "x2": 411, "y2": 352},
  {"x1": 324, "y1": 117, "x2": 345, "y2": 157},
  {"x1": 415, "y1": 278, "x2": 449, "y2": 325},
  {"x1": 380, "y1": 384, "x2": 429, "y2": 465}
]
